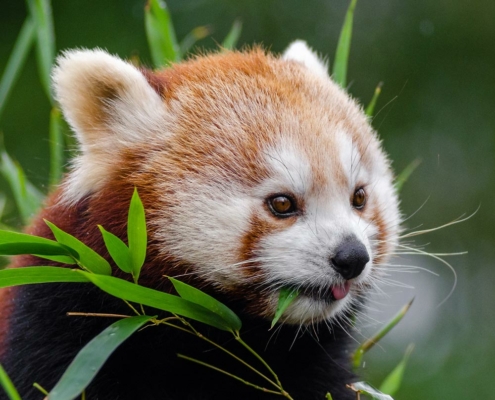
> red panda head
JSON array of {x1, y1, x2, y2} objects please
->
[{"x1": 52, "y1": 42, "x2": 400, "y2": 325}]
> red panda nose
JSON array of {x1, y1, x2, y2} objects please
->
[{"x1": 330, "y1": 238, "x2": 370, "y2": 280}]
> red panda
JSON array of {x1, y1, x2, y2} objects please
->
[{"x1": 0, "y1": 41, "x2": 400, "y2": 400}]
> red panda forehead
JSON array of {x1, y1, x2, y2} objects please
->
[{"x1": 147, "y1": 49, "x2": 378, "y2": 186}]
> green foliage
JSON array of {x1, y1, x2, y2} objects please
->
[
  {"x1": 145, "y1": 0, "x2": 180, "y2": 67},
  {"x1": 379, "y1": 344, "x2": 415, "y2": 396},
  {"x1": 366, "y1": 82, "x2": 383, "y2": 117},
  {"x1": 170, "y1": 277, "x2": 242, "y2": 332},
  {"x1": 352, "y1": 299, "x2": 414, "y2": 370},
  {"x1": 0, "y1": 151, "x2": 44, "y2": 225},
  {"x1": 49, "y1": 107, "x2": 65, "y2": 187},
  {"x1": 99, "y1": 225, "x2": 133, "y2": 273},
  {"x1": 179, "y1": 25, "x2": 212, "y2": 57},
  {"x1": 49, "y1": 316, "x2": 153, "y2": 400},
  {"x1": 222, "y1": 19, "x2": 243, "y2": 50},
  {"x1": 45, "y1": 220, "x2": 112, "y2": 275},
  {"x1": 26, "y1": 0, "x2": 56, "y2": 102},
  {"x1": 127, "y1": 187, "x2": 147, "y2": 282},
  {"x1": 0, "y1": 364, "x2": 21, "y2": 400},
  {"x1": 395, "y1": 159, "x2": 422, "y2": 192},
  {"x1": 80, "y1": 272, "x2": 236, "y2": 332},
  {"x1": 0, "y1": 266, "x2": 88, "y2": 288},
  {"x1": 271, "y1": 287, "x2": 299, "y2": 328},
  {"x1": 332, "y1": 0, "x2": 357, "y2": 88},
  {"x1": 0, "y1": 17, "x2": 36, "y2": 120}
]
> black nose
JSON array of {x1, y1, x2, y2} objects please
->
[{"x1": 330, "y1": 238, "x2": 369, "y2": 280}]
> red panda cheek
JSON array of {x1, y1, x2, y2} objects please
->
[{"x1": 239, "y1": 212, "x2": 296, "y2": 280}]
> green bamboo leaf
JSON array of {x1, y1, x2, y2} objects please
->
[
  {"x1": 365, "y1": 82, "x2": 383, "y2": 117},
  {"x1": 98, "y1": 225, "x2": 132, "y2": 274},
  {"x1": 394, "y1": 159, "x2": 421, "y2": 192},
  {"x1": 0, "y1": 363, "x2": 21, "y2": 400},
  {"x1": 222, "y1": 19, "x2": 242, "y2": 50},
  {"x1": 26, "y1": 0, "x2": 56, "y2": 102},
  {"x1": 332, "y1": 0, "x2": 357, "y2": 88},
  {"x1": 379, "y1": 344, "x2": 414, "y2": 396},
  {"x1": 0, "y1": 229, "x2": 76, "y2": 262},
  {"x1": 169, "y1": 277, "x2": 241, "y2": 332},
  {"x1": 128, "y1": 188, "x2": 147, "y2": 282},
  {"x1": 352, "y1": 299, "x2": 413, "y2": 369},
  {"x1": 45, "y1": 220, "x2": 112, "y2": 275},
  {"x1": 80, "y1": 272, "x2": 234, "y2": 331},
  {"x1": 0, "y1": 150, "x2": 44, "y2": 224},
  {"x1": 348, "y1": 382, "x2": 394, "y2": 400},
  {"x1": 325, "y1": 393, "x2": 333, "y2": 400},
  {"x1": 35, "y1": 254, "x2": 76, "y2": 264},
  {"x1": 179, "y1": 25, "x2": 212, "y2": 57},
  {"x1": 49, "y1": 315, "x2": 153, "y2": 400},
  {"x1": 271, "y1": 287, "x2": 299, "y2": 328},
  {"x1": 0, "y1": 266, "x2": 89, "y2": 288},
  {"x1": 49, "y1": 107, "x2": 64, "y2": 187},
  {"x1": 145, "y1": 0, "x2": 180, "y2": 67},
  {"x1": 0, "y1": 16, "x2": 36, "y2": 121}
]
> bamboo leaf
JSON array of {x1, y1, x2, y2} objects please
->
[
  {"x1": 0, "y1": 150, "x2": 44, "y2": 224},
  {"x1": 127, "y1": 188, "x2": 147, "y2": 282},
  {"x1": 0, "y1": 16, "x2": 36, "y2": 121},
  {"x1": 271, "y1": 287, "x2": 298, "y2": 328},
  {"x1": 394, "y1": 159, "x2": 421, "y2": 192},
  {"x1": 352, "y1": 299, "x2": 413, "y2": 369},
  {"x1": 222, "y1": 19, "x2": 242, "y2": 50},
  {"x1": 379, "y1": 344, "x2": 414, "y2": 396},
  {"x1": 26, "y1": 0, "x2": 56, "y2": 102},
  {"x1": 170, "y1": 277, "x2": 241, "y2": 332},
  {"x1": 49, "y1": 107, "x2": 64, "y2": 187},
  {"x1": 98, "y1": 225, "x2": 132, "y2": 274},
  {"x1": 365, "y1": 82, "x2": 383, "y2": 117},
  {"x1": 179, "y1": 25, "x2": 212, "y2": 57},
  {"x1": 325, "y1": 393, "x2": 334, "y2": 400},
  {"x1": 0, "y1": 228, "x2": 75, "y2": 264},
  {"x1": 332, "y1": 0, "x2": 357, "y2": 88},
  {"x1": 49, "y1": 316, "x2": 153, "y2": 400},
  {"x1": 45, "y1": 220, "x2": 112, "y2": 275},
  {"x1": 347, "y1": 382, "x2": 394, "y2": 400},
  {"x1": 0, "y1": 363, "x2": 21, "y2": 400},
  {"x1": 80, "y1": 272, "x2": 234, "y2": 332},
  {"x1": 0, "y1": 266, "x2": 89, "y2": 288},
  {"x1": 145, "y1": 0, "x2": 180, "y2": 67}
]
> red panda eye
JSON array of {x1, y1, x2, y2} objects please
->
[
  {"x1": 267, "y1": 195, "x2": 297, "y2": 217},
  {"x1": 352, "y1": 188, "x2": 367, "y2": 210}
]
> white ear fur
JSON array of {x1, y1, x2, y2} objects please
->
[
  {"x1": 53, "y1": 49, "x2": 167, "y2": 147},
  {"x1": 282, "y1": 40, "x2": 329, "y2": 78},
  {"x1": 52, "y1": 49, "x2": 168, "y2": 202}
]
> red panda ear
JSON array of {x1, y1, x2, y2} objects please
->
[
  {"x1": 53, "y1": 49, "x2": 167, "y2": 149},
  {"x1": 52, "y1": 49, "x2": 168, "y2": 202},
  {"x1": 282, "y1": 40, "x2": 329, "y2": 79}
]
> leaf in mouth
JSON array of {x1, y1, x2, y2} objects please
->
[{"x1": 270, "y1": 287, "x2": 299, "y2": 329}]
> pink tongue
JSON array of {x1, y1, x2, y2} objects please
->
[{"x1": 331, "y1": 281, "x2": 351, "y2": 300}]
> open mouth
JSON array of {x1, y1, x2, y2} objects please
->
[{"x1": 287, "y1": 281, "x2": 351, "y2": 303}]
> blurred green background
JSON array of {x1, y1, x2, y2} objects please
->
[{"x1": 1, "y1": 1, "x2": 494, "y2": 398}]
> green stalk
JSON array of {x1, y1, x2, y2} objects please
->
[
  {"x1": 177, "y1": 354, "x2": 284, "y2": 396},
  {"x1": 0, "y1": 17, "x2": 36, "y2": 121}
]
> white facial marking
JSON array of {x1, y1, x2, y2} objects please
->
[{"x1": 250, "y1": 138, "x2": 386, "y2": 323}]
